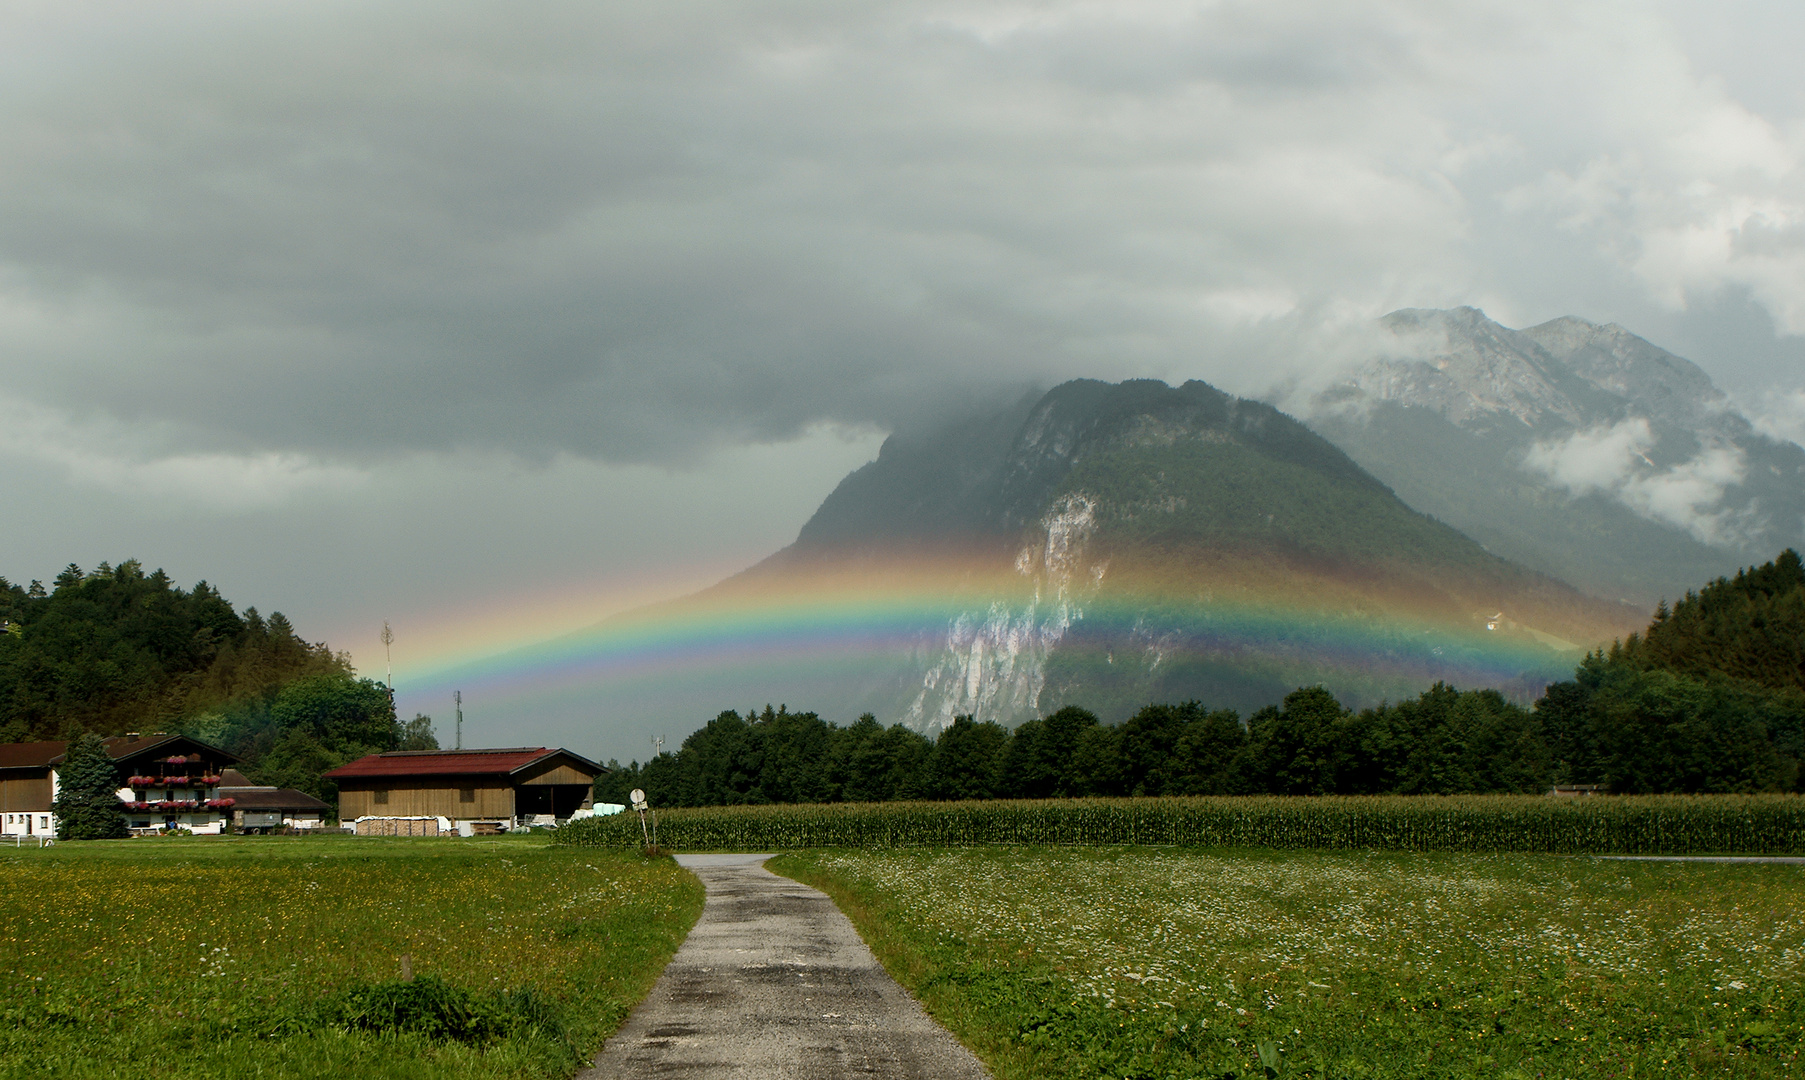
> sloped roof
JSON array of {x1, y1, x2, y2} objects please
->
[
  {"x1": 229, "y1": 788, "x2": 330, "y2": 811},
  {"x1": 323, "y1": 747, "x2": 602, "y2": 780},
  {"x1": 0, "y1": 734, "x2": 239, "y2": 770},
  {"x1": 0, "y1": 740, "x2": 69, "y2": 770}
]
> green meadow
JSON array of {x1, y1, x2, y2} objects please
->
[
  {"x1": 0, "y1": 834, "x2": 702, "y2": 1080},
  {"x1": 8, "y1": 822, "x2": 1804, "y2": 1080},
  {"x1": 773, "y1": 846, "x2": 1805, "y2": 1080}
]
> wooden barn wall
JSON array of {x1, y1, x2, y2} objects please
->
[
  {"x1": 0, "y1": 775, "x2": 53, "y2": 813},
  {"x1": 515, "y1": 759, "x2": 598, "y2": 786},
  {"x1": 339, "y1": 783, "x2": 514, "y2": 820}
]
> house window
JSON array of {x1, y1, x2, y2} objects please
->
[
  {"x1": 460, "y1": 788, "x2": 475, "y2": 803},
  {"x1": 373, "y1": 790, "x2": 389, "y2": 805}
]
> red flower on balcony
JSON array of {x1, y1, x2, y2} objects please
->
[{"x1": 143, "y1": 800, "x2": 200, "y2": 812}]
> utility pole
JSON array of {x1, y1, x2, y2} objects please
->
[
  {"x1": 380, "y1": 621, "x2": 394, "y2": 690},
  {"x1": 454, "y1": 690, "x2": 463, "y2": 751}
]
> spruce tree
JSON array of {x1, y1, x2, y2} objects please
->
[{"x1": 52, "y1": 733, "x2": 127, "y2": 840}]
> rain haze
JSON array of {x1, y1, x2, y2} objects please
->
[{"x1": 4, "y1": 0, "x2": 1803, "y2": 760}]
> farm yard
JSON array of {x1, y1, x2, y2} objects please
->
[
  {"x1": 0, "y1": 834, "x2": 701, "y2": 1080},
  {"x1": 773, "y1": 846, "x2": 1805, "y2": 1079}
]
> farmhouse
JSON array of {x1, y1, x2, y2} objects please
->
[
  {"x1": 0, "y1": 734, "x2": 243, "y2": 836},
  {"x1": 323, "y1": 747, "x2": 603, "y2": 834}
]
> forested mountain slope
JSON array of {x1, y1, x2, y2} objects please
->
[
  {"x1": 638, "y1": 378, "x2": 1646, "y2": 732},
  {"x1": 1536, "y1": 549, "x2": 1805, "y2": 793}
]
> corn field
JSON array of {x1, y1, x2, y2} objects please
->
[{"x1": 556, "y1": 794, "x2": 1805, "y2": 854}]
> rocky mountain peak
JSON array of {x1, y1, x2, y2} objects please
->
[
  {"x1": 1367, "y1": 307, "x2": 1588, "y2": 429},
  {"x1": 1518, "y1": 316, "x2": 1734, "y2": 437},
  {"x1": 1307, "y1": 307, "x2": 1805, "y2": 604}
]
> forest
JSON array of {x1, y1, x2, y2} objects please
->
[
  {"x1": 0, "y1": 560, "x2": 433, "y2": 798},
  {"x1": 598, "y1": 549, "x2": 1805, "y2": 805}
]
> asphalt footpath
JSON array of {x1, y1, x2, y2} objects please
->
[{"x1": 580, "y1": 853, "x2": 994, "y2": 1080}]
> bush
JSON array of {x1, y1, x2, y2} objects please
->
[{"x1": 312, "y1": 975, "x2": 568, "y2": 1046}]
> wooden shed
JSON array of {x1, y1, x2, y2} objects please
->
[{"x1": 323, "y1": 747, "x2": 602, "y2": 831}]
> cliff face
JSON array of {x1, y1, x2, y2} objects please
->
[{"x1": 1310, "y1": 308, "x2": 1805, "y2": 605}]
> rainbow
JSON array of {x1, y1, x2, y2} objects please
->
[{"x1": 391, "y1": 547, "x2": 1629, "y2": 760}]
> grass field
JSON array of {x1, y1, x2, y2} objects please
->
[
  {"x1": 772, "y1": 847, "x2": 1805, "y2": 1079},
  {"x1": 0, "y1": 833, "x2": 703, "y2": 1080}
]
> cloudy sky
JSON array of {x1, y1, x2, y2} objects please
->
[{"x1": 4, "y1": 0, "x2": 1803, "y2": 741}]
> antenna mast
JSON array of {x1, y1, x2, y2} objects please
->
[
  {"x1": 380, "y1": 621, "x2": 394, "y2": 690},
  {"x1": 454, "y1": 690, "x2": 463, "y2": 750}
]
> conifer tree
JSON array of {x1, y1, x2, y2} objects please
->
[{"x1": 52, "y1": 733, "x2": 127, "y2": 840}]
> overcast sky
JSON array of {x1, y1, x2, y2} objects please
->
[{"x1": 3, "y1": 0, "x2": 1803, "y2": 743}]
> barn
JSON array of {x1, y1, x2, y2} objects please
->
[{"x1": 323, "y1": 747, "x2": 603, "y2": 833}]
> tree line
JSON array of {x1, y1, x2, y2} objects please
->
[
  {"x1": 599, "y1": 550, "x2": 1805, "y2": 805},
  {"x1": 0, "y1": 559, "x2": 436, "y2": 800}
]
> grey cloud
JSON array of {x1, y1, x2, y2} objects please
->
[{"x1": 0, "y1": 0, "x2": 1799, "y2": 474}]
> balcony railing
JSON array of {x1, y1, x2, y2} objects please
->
[{"x1": 122, "y1": 799, "x2": 235, "y2": 813}]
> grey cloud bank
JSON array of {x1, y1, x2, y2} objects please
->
[{"x1": 2, "y1": 0, "x2": 1803, "y2": 686}]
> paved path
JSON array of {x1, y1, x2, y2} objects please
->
[{"x1": 581, "y1": 853, "x2": 993, "y2": 1080}]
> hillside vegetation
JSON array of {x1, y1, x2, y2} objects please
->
[
  {"x1": 0, "y1": 560, "x2": 427, "y2": 798},
  {"x1": 1538, "y1": 549, "x2": 1805, "y2": 793}
]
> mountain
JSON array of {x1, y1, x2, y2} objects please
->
[
  {"x1": 1306, "y1": 308, "x2": 1805, "y2": 606},
  {"x1": 615, "y1": 377, "x2": 1644, "y2": 735}
]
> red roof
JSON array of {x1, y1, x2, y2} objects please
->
[{"x1": 322, "y1": 747, "x2": 602, "y2": 780}]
